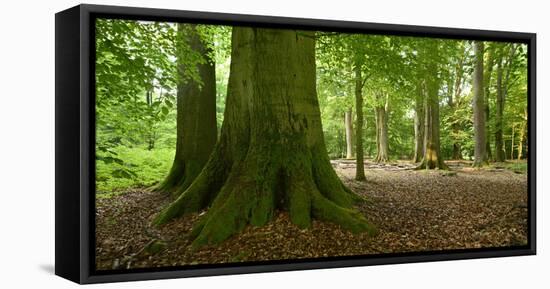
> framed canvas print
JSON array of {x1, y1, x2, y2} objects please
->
[{"x1": 55, "y1": 4, "x2": 536, "y2": 284}]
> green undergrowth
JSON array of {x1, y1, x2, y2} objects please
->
[{"x1": 96, "y1": 146, "x2": 174, "y2": 196}]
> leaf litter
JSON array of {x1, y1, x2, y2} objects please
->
[{"x1": 95, "y1": 160, "x2": 528, "y2": 270}]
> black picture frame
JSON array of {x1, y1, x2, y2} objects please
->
[{"x1": 55, "y1": 4, "x2": 536, "y2": 284}]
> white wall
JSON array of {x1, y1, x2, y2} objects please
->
[{"x1": 0, "y1": 0, "x2": 546, "y2": 287}]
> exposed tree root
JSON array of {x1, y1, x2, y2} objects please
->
[
  {"x1": 374, "y1": 154, "x2": 389, "y2": 164},
  {"x1": 155, "y1": 147, "x2": 375, "y2": 247},
  {"x1": 152, "y1": 149, "x2": 230, "y2": 225},
  {"x1": 150, "y1": 162, "x2": 187, "y2": 195},
  {"x1": 472, "y1": 159, "x2": 489, "y2": 168},
  {"x1": 415, "y1": 158, "x2": 448, "y2": 170}
]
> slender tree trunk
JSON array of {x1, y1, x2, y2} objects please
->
[
  {"x1": 451, "y1": 138, "x2": 461, "y2": 159},
  {"x1": 374, "y1": 107, "x2": 380, "y2": 158},
  {"x1": 510, "y1": 125, "x2": 515, "y2": 160},
  {"x1": 354, "y1": 60, "x2": 366, "y2": 181},
  {"x1": 450, "y1": 50, "x2": 465, "y2": 160},
  {"x1": 413, "y1": 84, "x2": 425, "y2": 163},
  {"x1": 517, "y1": 107, "x2": 527, "y2": 161},
  {"x1": 146, "y1": 89, "x2": 156, "y2": 151},
  {"x1": 154, "y1": 28, "x2": 375, "y2": 246},
  {"x1": 345, "y1": 108, "x2": 354, "y2": 159},
  {"x1": 472, "y1": 41, "x2": 488, "y2": 167},
  {"x1": 518, "y1": 128, "x2": 524, "y2": 161},
  {"x1": 484, "y1": 47, "x2": 494, "y2": 161},
  {"x1": 337, "y1": 129, "x2": 344, "y2": 158},
  {"x1": 495, "y1": 49, "x2": 506, "y2": 162},
  {"x1": 447, "y1": 84, "x2": 461, "y2": 160},
  {"x1": 485, "y1": 103, "x2": 492, "y2": 160},
  {"x1": 495, "y1": 44, "x2": 518, "y2": 162},
  {"x1": 154, "y1": 24, "x2": 217, "y2": 194}
]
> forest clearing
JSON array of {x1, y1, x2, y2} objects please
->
[
  {"x1": 94, "y1": 18, "x2": 529, "y2": 269},
  {"x1": 96, "y1": 160, "x2": 527, "y2": 269}
]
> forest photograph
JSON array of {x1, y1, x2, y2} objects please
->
[{"x1": 94, "y1": 18, "x2": 529, "y2": 270}]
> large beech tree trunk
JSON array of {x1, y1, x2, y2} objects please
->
[
  {"x1": 413, "y1": 84, "x2": 424, "y2": 163},
  {"x1": 354, "y1": 60, "x2": 366, "y2": 181},
  {"x1": 345, "y1": 108, "x2": 354, "y2": 159},
  {"x1": 154, "y1": 28, "x2": 375, "y2": 246},
  {"x1": 472, "y1": 41, "x2": 488, "y2": 167},
  {"x1": 154, "y1": 24, "x2": 217, "y2": 194}
]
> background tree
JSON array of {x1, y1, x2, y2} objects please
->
[
  {"x1": 483, "y1": 44, "x2": 495, "y2": 160},
  {"x1": 354, "y1": 53, "x2": 367, "y2": 180},
  {"x1": 443, "y1": 41, "x2": 471, "y2": 160},
  {"x1": 154, "y1": 24, "x2": 217, "y2": 194},
  {"x1": 501, "y1": 44, "x2": 528, "y2": 160},
  {"x1": 413, "y1": 82, "x2": 425, "y2": 162},
  {"x1": 517, "y1": 107, "x2": 528, "y2": 160},
  {"x1": 472, "y1": 41, "x2": 488, "y2": 167},
  {"x1": 373, "y1": 91, "x2": 390, "y2": 163},
  {"x1": 344, "y1": 108, "x2": 354, "y2": 159},
  {"x1": 317, "y1": 34, "x2": 406, "y2": 169},
  {"x1": 494, "y1": 43, "x2": 518, "y2": 162},
  {"x1": 416, "y1": 39, "x2": 447, "y2": 170}
]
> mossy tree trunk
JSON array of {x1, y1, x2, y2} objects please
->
[
  {"x1": 154, "y1": 27, "x2": 375, "y2": 247},
  {"x1": 413, "y1": 84, "x2": 425, "y2": 163},
  {"x1": 154, "y1": 24, "x2": 217, "y2": 195},
  {"x1": 345, "y1": 108, "x2": 354, "y2": 159},
  {"x1": 354, "y1": 59, "x2": 366, "y2": 181},
  {"x1": 472, "y1": 41, "x2": 488, "y2": 167}
]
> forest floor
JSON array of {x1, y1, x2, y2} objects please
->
[{"x1": 95, "y1": 160, "x2": 528, "y2": 270}]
